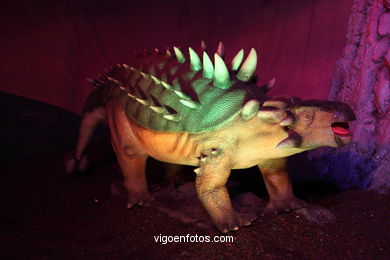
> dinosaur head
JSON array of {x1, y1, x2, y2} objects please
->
[{"x1": 276, "y1": 100, "x2": 356, "y2": 149}]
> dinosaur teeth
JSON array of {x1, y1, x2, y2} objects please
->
[
  {"x1": 173, "y1": 46, "x2": 186, "y2": 63},
  {"x1": 202, "y1": 52, "x2": 214, "y2": 79},
  {"x1": 213, "y1": 53, "x2": 231, "y2": 89},
  {"x1": 189, "y1": 47, "x2": 202, "y2": 71},
  {"x1": 163, "y1": 114, "x2": 181, "y2": 121},
  {"x1": 231, "y1": 49, "x2": 244, "y2": 71},
  {"x1": 179, "y1": 99, "x2": 201, "y2": 109},
  {"x1": 216, "y1": 41, "x2": 225, "y2": 59},
  {"x1": 237, "y1": 48, "x2": 257, "y2": 82},
  {"x1": 242, "y1": 99, "x2": 260, "y2": 120},
  {"x1": 122, "y1": 64, "x2": 129, "y2": 69}
]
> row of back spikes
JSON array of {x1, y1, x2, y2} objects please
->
[{"x1": 132, "y1": 41, "x2": 259, "y2": 90}]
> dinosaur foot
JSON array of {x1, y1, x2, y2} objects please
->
[
  {"x1": 126, "y1": 191, "x2": 155, "y2": 209},
  {"x1": 214, "y1": 212, "x2": 257, "y2": 233},
  {"x1": 64, "y1": 153, "x2": 90, "y2": 174},
  {"x1": 261, "y1": 197, "x2": 308, "y2": 215}
]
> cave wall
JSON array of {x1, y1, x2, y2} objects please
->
[
  {"x1": 0, "y1": 0, "x2": 352, "y2": 114},
  {"x1": 314, "y1": 0, "x2": 390, "y2": 192}
]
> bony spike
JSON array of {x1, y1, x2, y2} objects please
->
[
  {"x1": 260, "y1": 78, "x2": 276, "y2": 93},
  {"x1": 189, "y1": 47, "x2": 202, "y2": 71},
  {"x1": 213, "y1": 53, "x2": 231, "y2": 89},
  {"x1": 263, "y1": 100, "x2": 287, "y2": 109},
  {"x1": 194, "y1": 168, "x2": 202, "y2": 176},
  {"x1": 231, "y1": 49, "x2": 244, "y2": 71},
  {"x1": 163, "y1": 114, "x2": 181, "y2": 121},
  {"x1": 140, "y1": 72, "x2": 148, "y2": 78},
  {"x1": 242, "y1": 100, "x2": 260, "y2": 120},
  {"x1": 150, "y1": 75, "x2": 161, "y2": 85},
  {"x1": 201, "y1": 40, "x2": 207, "y2": 52},
  {"x1": 174, "y1": 90, "x2": 191, "y2": 100},
  {"x1": 135, "y1": 97, "x2": 149, "y2": 106},
  {"x1": 166, "y1": 47, "x2": 172, "y2": 57},
  {"x1": 173, "y1": 46, "x2": 186, "y2": 63},
  {"x1": 150, "y1": 105, "x2": 165, "y2": 114},
  {"x1": 161, "y1": 81, "x2": 173, "y2": 90},
  {"x1": 237, "y1": 48, "x2": 257, "y2": 82},
  {"x1": 216, "y1": 42, "x2": 225, "y2": 59},
  {"x1": 202, "y1": 52, "x2": 214, "y2": 79},
  {"x1": 179, "y1": 99, "x2": 201, "y2": 109}
]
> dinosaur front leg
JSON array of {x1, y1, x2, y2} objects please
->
[
  {"x1": 258, "y1": 157, "x2": 307, "y2": 214},
  {"x1": 195, "y1": 152, "x2": 254, "y2": 233}
]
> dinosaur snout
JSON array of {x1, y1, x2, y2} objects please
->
[{"x1": 328, "y1": 102, "x2": 355, "y2": 147}]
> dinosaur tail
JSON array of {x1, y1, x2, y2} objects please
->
[{"x1": 65, "y1": 86, "x2": 108, "y2": 173}]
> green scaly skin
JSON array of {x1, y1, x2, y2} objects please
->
[{"x1": 92, "y1": 46, "x2": 268, "y2": 133}]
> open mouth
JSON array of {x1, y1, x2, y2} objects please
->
[{"x1": 331, "y1": 122, "x2": 351, "y2": 136}]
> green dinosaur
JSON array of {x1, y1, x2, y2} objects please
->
[{"x1": 66, "y1": 42, "x2": 356, "y2": 233}]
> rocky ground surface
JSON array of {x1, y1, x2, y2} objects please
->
[{"x1": 1, "y1": 153, "x2": 389, "y2": 259}]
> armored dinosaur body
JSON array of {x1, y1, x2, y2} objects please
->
[{"x1": 67, "y1": 42, "x2": 356, "y2": 233}]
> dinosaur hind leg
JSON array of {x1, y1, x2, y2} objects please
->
[
  {"x1": 106, "y1": 99, "x2": 153, "y2": 208},
  {"x1": 65, "y1": 106, "x2": 106, "y2": 173}
]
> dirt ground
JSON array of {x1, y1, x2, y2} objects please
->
[{"x1": 1, "y1": 151, "x2": 389, "y2": 260}]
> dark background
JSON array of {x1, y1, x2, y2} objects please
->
[{"x1": 0, "y1": 0, "x2": 352, "y2": 114}]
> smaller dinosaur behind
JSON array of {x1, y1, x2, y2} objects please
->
[{"x1": 66, "y1": 42, "x2": 356, "y2": 233}]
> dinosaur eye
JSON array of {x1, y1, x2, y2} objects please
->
[{"x1": 300, "y1": 111, "x2": 313, "y2": 121}]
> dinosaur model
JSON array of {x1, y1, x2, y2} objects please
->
[{"x1": 67, "y1": 42, "x2": 356, "y2": 233}]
